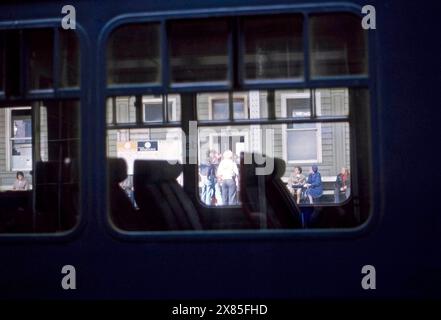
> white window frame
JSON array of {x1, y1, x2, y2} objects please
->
[
  {"x1": 281, "y1": 92, "x2": 322, "y2": 164},
  {"x1": 198, "y1": 127, "x2": 249, "y2": 164},
  {"x1": 5, "y1": 106, "x2": 33, "y2": 172},
  {"x1": 208, "y1": 93, "x2": 248, "y2": 120},
  {"x1": 209, "y1": 129, "x2": 249, "y2": 154},
  {"x1": 142, "y1": 97, "x2": 178, "y2": 123}
]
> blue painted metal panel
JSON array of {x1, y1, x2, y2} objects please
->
[{"x1": 0, "y1": 0, "x2": 439, "y2": 299}]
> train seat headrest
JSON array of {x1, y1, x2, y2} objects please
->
[
  {"x1": 108, "y1": 158, "x2": 128, "y2": 183},
  {"x1": 241, "y1": 153, "x2": 286, "y2": 179},
  {"x1": 134, "y1": 160, "x2": 182, "y2": 183},
  {"x1": 272, "y1": 157, "x2": 286, "y2": 179}
]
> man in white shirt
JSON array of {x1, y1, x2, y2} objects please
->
[{"x1": 217, "y1": 150, "x2": 239, "y2": 205}]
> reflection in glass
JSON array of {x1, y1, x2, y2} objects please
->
[
  {"x1": 286, "y1": 98, "x2": 310, "y2": 118},
  {"x1": 197, "y1": 92, "x2": 257, "y2": 121},
  {"x1": 286, "y1": 118, "x2": 319, "y2": 163},
  {"x1": 107, "y1": 23, "x2": 160, "y2": 85},
  {"x1": 169, "y1": 19, "x2": 229, "y2": 83},
  {"x1": 143, "y1": 102, "x2": 163, "y2": 123},
  {"x1": 107, "y1": 128, "x2": 183, "y2": 173},
  {"x1": 0, "y1": 102, "x2": 80, "y2": 233},
  {"x1": 211, "y1": 98, "x2": 247, "y2": 120},
  {"x1": 243, "y1": 15, "x2": 304, "y2": 80},
  {"x1": 310, "y1": 13, "x2": 367, "y2": 77},
  {"x1": 197, "y1": 121, "x2": 350, "y2": 207},
  {"x1": 10, "y1": 109, "x2": 32, "y2": 171},
  {"x1": 27, "y1": 29, "x2": 53, "y2": 90},
  {"x1": 60, "y1": 29, "x2": 80, "y2": 88},
  {"x1": 276, "y1": 88, "x2": 350, "y2": 118},
  {"x1": 0, "y1": 32, "x2": 4, "y2": 91},
  {"x1": 316, "y1": 88, "x2": 349, "y2": 116},
  {"x1": 106, "y1": 95, "x2": 181, "y2": 125}
]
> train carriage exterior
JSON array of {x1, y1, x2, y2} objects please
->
[{"x1": 0, "y1": 0, "x2": 440, "y2": 301}]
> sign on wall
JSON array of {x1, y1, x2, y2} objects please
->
[{"x1": 137, "y1": 141, "x2": 158, "y2": 152}]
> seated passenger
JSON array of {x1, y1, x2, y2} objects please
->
[
  {"x1": 120, "y1": 175, "x2": 135, "y2": 207},
  {"x1": 288, "y1": 166, "x2": 306, "y2": 204},
  {"x1": 12, "y1": 171, "x2": 29, "y2": 191},
  {"x1": 335, "y1": 167, "x2": 350, "y2": 203},
  {"x1": 304, "y1": 165, "x2": 323, "y2": 204}
]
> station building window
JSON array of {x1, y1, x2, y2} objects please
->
[
  {"x1": 281, "y1": 91, "x2": 322, "y2": 164},
  {"x1": 8, "y1": 108, "x2": 33, "y2": 171}
]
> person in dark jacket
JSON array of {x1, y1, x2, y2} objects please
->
[{"x1": 304, "y1": 165, "x2": 323, "y2": 204}]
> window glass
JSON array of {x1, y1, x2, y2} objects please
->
[
  {"x1": 211, "y1": 99, "x2": 229, "y2": 121},
  {"x1": 276, "y1": 88, "x2": 349, "y2": 118},
  {"x1": 107, "y1": 23, "x2": 161, "y2": 85},
  {"x1": 102, "y1": 11, "x2": 372, "y2": 231},
  {"x1": 27, "y1": 29, "x2": 54, "y2": 90},
  {"x1": 197, "y1": 92, "x2": 261, "y2": 121},
  {"x1": 197, "y1": 121, "x2": 350, "y2": 207},
  {"x1": 106, "y1": 95, "x2": 181, "y2": 125},
  {"x1": 316, "y1": 88, "x2": 349, "y2": 116},
  {"x1": 167, "y1": 94, "x2": 181, "y2": 123},
  {"x1": 110, "y1": 96, "x2": 136, "y2": 124},
  {"x1": 10, "y1": 109, "x2": 32, "y2": 171},
  {"x1": 60, "y1": 29, "x2": 80, "y2": 88},
  {"x1": 0, "y1": 31, "x2": 4, "y2": 92},
  {"x1": 169, "y1": 19, "x2": 229, "y2": 83},
  {"x1": 3, "y1": 30, "x2": 21, "y2": 97},
  {"x1": 105, "y1": 88, "x2": 369, "y2": 230},
  {"x1": 143, "y1": 102, "x2": 163, "y2": 123},
  {"x1": 106, "y1": 127, "x2": 184, "y2": 231},
  {"x1": 0, "y1": 101, "x2": 80, "y2": 233},
  {"x1": 211, "y1": 99, "x2": 247, "y2": 120},
  {"x1": 310, "y1": 13, "x2": 368, "y2": 77},
  {"x1": 197, "y1": 90, "x2": 352, "y2": 207},
  {"x1": 286, "y1": 125, "x2": 319, "y2": 162},
  {"x1": 286, "y1": 98, "x2": 310, "y2": 119},
  {"x1": 107, "y1": 128, "x2": 184, "y2": 174},
  {"x1": 243, "y1": 14, "x2": 303, "y2": 80}
]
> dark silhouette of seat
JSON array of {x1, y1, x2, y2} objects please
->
[
  {"x1": 34, "y1": 159, "x2": 79, "y2": 232},
  {"x1": 239, "y1": 153, "x2": 302, "y2": 229},
  {"x1": 133, "y1": 160, "x2": 203, "y2": 231},
  {"x1": 107, "y1": 158, "x2": 143, "y2": 231},
  {"x1": 0, "y1": 190, "x2": 32, "y2": 232}
]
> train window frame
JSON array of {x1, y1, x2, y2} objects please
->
[
  {"x1": 99, "y1": 3, "x2": 379, "y2": 239},
  {"x1": 0, "y1": 19, "x2": 87, "y2": 240}
]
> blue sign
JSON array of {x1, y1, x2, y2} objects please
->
[{"x1": 137, "y1": 141, "x2": 158, "y2": 151}]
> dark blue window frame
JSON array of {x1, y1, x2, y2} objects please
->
[
  {"x1": 0, "y1": 18, "x2": 89, "y2": 241},
  {"x1": 98, "y1": 2, "x2": 380, "y2": 241}
]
